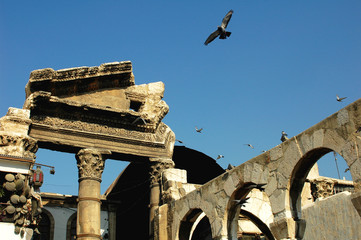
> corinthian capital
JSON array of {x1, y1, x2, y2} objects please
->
[
  {"x1": 149, "y1": 157, "x2": 174, "y2": 185},
  {"x1": 76, "y1": 148, "x2": 111, "y2": 182}
]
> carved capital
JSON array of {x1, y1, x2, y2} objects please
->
[
  {"x1": 149, "y1": 158, "x2": 174, "y2": 185},
  {"x1": 310, "y1": 178, "x2": 336, "y2": 200},
  {"x1": 76, "y1": 148, "x2": 111, "y2": 182},
  {"x1": 0, "y1": 134, "x2": 38, "y2": 159}
]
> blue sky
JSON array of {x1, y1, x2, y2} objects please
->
[{"x1": 1, "y1": 1, "x2": 360, "y2": 195}]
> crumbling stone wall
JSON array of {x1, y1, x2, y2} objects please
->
[{"x1": 155, "y1": 98, "x2": 361, "y2": 240}]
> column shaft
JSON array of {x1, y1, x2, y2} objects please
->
[{"x1": 76, "y1": 148, "x2": 110, "y2": 240}]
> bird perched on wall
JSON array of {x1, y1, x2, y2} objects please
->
[
  {"x1": 244, "y1": 144, "x2": 254, "y2": 149},
  {"x1": 216, "y1": 155, "x2": 224, "y2": 160},
  {"x1": 227, "y1": 164, "x2": 235, "y2": 170},
  {"x1": 233, "y1": 197, "x2": 250, "y2": 207},
  {"x1": 281, "y1": 131, "x2": 288, "y2": 142},
  {"x1": 195, "y1": 126, "x2": 203, "y2": 133},
  {"x1": 244, "y1": 183, "x2": 266, "y2": 191},
  {"x1": 336, "y1": 95, "x2": 347, "y2": 102},
  {"x1": 204, "y1": 10, "x2": 233, "y2": 45}
]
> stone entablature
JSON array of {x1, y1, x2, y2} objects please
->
[
  {"x1": 23, "y1": 61, "x2": 175, "y2": 159},
  {"x1": 26, "y1": 61, "x2": 134, "y2": 98}
]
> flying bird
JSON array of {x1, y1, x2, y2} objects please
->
[
  {"x1": 336, "y1": 95, "x2": 347, "y2": 102},
  {"x1": 175, "y1": 139, "x2": 184, "y2": 144},
  {"x1": 233, "y1": 197, "x2": 250, "y2": 207},
  {"x1": 131, "y1": 116, "x2": 147, "y2": 125},
  {"x1": 281, "y1": 131, "x2": 288, "y2": 142},
  {"x1": 244, "y1": 183, "x2": 266, "y2": 191},
  {"x1": 244, "y1": 144, "x2": 254, "y2": 149},
  {"x1": 195, "y1": 126, "x2": 203, "y2": 133},
  {"x1": 216, "y1": 155, "x2": 224, "y2": 160},
  {"x1": 204, "y1": 10, "x2": 233, "y2": 45}
]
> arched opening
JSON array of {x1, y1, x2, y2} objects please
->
[
  {"x1": 238, "y1": 210, "x2": 274, "y2": 240},
  {"x1": 289, "y1": 147, "x2": 354, "y2": 220},
  {"x1": 179, "y1": 208, "x2": 212, "y2": 240},
  {"x1": 66, "y1": 212, "x2": 77, "y2": 240},
  {"x1": 289, "y1": 147, "x2": 332, "y2": 219},
  {"x1": 227, "y1": 186, "x2": 274, "y2": 240},
  {"x1": 33, "y1": 208, "x2": 55, "y2": 240}
]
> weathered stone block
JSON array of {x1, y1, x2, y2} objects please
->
[{"x1": 163, "y1": 168, "x2": 187, "y2": 183}]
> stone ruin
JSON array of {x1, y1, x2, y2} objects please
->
[{"x1": 0, "y1": 60, "x2": 360, "y2": 240}]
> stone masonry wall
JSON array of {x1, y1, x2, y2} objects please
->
[{"x1": 302, "y1": 192, "x2": 361, "y2": 240}]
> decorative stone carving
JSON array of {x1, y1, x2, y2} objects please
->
[
  {"x1": 0, "y1": 108, "x2": 38, "y2": 159},
  {"x1": 23, "y1": 61, "x2": 175, "y2": 159},
  {"x1": 0, "y1": 135, "x2": 38, "y2": 159},
  {"x1": 149, "y1": 158, "x2": 175, "y2": 185},
  {"x1": 310, "y1": 177, "x2": 336, "y2": 200},
  {"x1": 76, "y1": 149, "x2": 111, "y2": 181}
]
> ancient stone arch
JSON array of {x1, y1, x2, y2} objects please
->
[{"x1": 156, "y1": 98, "x2": 361, "y2": 240}]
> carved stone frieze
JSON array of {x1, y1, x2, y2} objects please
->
[
  {"x1": 26, "y1": 61, "x2": 134, "y2": 98},
  {"x1": 76, "y1": 149, "x2": 111, "y2": 181}
]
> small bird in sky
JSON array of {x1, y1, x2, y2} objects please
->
[
  {"x1": 336, "y1": 95, "x2": 347, "y2": 102},
  {"x1": 244, "y1": 144, "x2": 254, "y2": 149},
  {"x1": 131, "y1": 116, "x2": 147, "y2": 125},
  {"x1": 244, "y1": 183, "x2": 266, "y2": 191},
  {"x1": 195, "y1": 126, "x2": 203, "y2": 133},
  {"x1": 233, "y1": 197, "x2": 250, "y2": 207},
  {"x1": 344, "y1": 167, "x2": 350, "y2": 173},
  {"x1": 281, "y1": 131, "x2": 288, "y2": 142},
  {"x1": 216, "y1": 155, "x2": 224, "y2": 160},
  {"x1": 176, "y1": 139, "x2": 184, "y2": 144},
  {"x1": 204, "y1": 10, "x2": 233, "y2": 45}
]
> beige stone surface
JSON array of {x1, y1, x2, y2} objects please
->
[
  {"x1": 302, "y1": 192, "x2": 361, "y2": 240},
  {"x1": 157, "y1": 98, "x2": 361, "y2": 240}
]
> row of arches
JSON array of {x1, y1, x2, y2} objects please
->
[{"x1": 172, "y1": 142, "x2": 359, "y2": 240}]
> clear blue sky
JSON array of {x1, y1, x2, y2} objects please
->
[{"x1": 1, "y1": 1, "x2": 360, "y2": 195}]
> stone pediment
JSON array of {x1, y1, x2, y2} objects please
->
[{"x1": 23, "y1": 61, "x2": 175, "y2": 159}]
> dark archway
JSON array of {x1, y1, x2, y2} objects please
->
[
  {"x1": 36, "y1": 208, "x2": 55, "y2": 240},
  {"x1": 227, "y1": 183, "x2": 275, "y2": 240},
  {"x1": 179, "y1": 209, "x2": 212, "y2": 240},
  {"x1": 289, "y1": 147, "x2": 334, "y2": 220}
]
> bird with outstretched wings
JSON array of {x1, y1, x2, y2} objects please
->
[{"x1": 204, "y1": 10, "x2": 233, "y2": 45}]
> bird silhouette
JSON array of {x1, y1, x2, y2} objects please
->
[
  {"x1": 216, "y1": 155, "x2": 224, "y2": 160},
  {"x1": 233, "y1": 197, "x2": 250, "y2": 207},
  {"x1": 227, "y1": 164, "x2": 235, "y2": 170},
  {"x1": 281, "y1": 131, "x2": 288, "y2": 142},
  {"x1": 204, "y1": 10, "x2": 233, "y2": 45},
  {"x1": 244, "y1": 144, "x2": 254, "y2": 149},
  {"x1": 131, "y1": 116, "x2": 147, "y2": 125},
  {"x1": 336, "y1": 95, "x2": 347, "y2": 102},
  {"x1": 195, "y1": 126, "x2": 203, "y2": 133},
  {"x1": 175, "y1": 139, "x2": 184, "y2": 144}
]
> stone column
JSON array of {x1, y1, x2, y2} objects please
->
[
  {"x1": 149, "y1": 157, "x2": 174, "y2": 239},
  {"x1": 76, "y1": 148, "x2": 111, "y2": 240}
]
